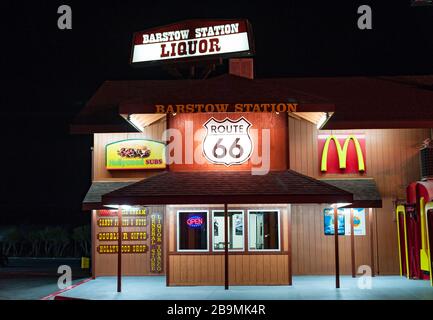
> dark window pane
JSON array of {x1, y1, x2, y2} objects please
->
[
  {"x1": 249, "y1": 211, "x2": 279, "y2": 250},
  {"x1": 178, "y1": 211, "x2": 208, "y2": 250}
]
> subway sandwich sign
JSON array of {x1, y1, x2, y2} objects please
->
[
  {"x1": 106, "y1": 139, "x2": 166, "y2": 170},
  {"x1": 318, "y1": 134, "x2": 366, "y2": 174}
]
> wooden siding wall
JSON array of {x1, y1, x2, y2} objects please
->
[
  {"x1": 169, "y1": 112, "x2": 288, "y2": 172},
  {"x1": 288, "y1": 117, "x2": 430, "y2": 275},
  {"x1": 93, "y1": 117, "x2": 166, "y2": 181},
  {"x1": 167, "y1": 204, "x2": 290, "y2": 285}
]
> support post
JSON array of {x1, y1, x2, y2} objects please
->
[
  {"x1": 165, "y1": 206, "x2": 170, "y2": 287},
  {"x1": 288, "y1": 205, "x2": 292, "y2": 286},
  {"x1": 117, "y1": 207, "x2": 122, "y2": 293},
  {"x1": 351, "y1": 209, "x2": 356, "y2": 278},
  {"x1": 369, "y1": 208, "x2": 375, "y2": 277},
  {"x1": 224, "y1": 203, "x2": 229, "y2": 290},
  {"x1": 334, "y1": 206, "x2": 340, "y2": 289}
]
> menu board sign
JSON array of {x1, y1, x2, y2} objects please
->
[{"x1": 95, "y1": 208, "x2": 164, "y2": 275}]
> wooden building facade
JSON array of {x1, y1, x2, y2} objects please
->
[{"x1": 85, "y1": 111, "x2": 430, "y2": 284}]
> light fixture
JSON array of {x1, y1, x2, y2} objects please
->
[
  {"x1": 127, "y1": 114, "x2": 145, "y2": 132},
  {"x1": 103, "y1": 204, "x2": 134, "y2": 210},
  {"x1": 316, "y1": 113, "x2": 328, "y2": 129},
  {"x1": 332, "y1": 203, "x2": 352, "y2": 208}
]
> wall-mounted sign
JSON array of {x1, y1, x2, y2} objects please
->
[
  {"x1": 97, "y1": 217, "x2": 147, "y2": 227},
  {"x1": 131, "y1": 19, "x2": 253, "y2": 65},
  {"x1": 97, "y1": 244, "x2": 148, "y2": 254},
  {"x1": 97, "y1": 232, "x2": 147, "y2": 241},
  {"x1": 319, "y1": 134, "x2": 366, "y2": 174},
  {"x1": 346, "y1": 208, "x2": 366, "y2": 236},
  {"x1": 324, "y1": 208, "x2": 366, "y2": 236},
  {"x1": 154, "y1": 103, "x2": 297, "y2": 114},
  {"x1": 324, "y1": 208, "x2": 345, "y2": 235},
  {"x1": 97, "y1": 209, "x2": 146, "y2": 217},
  {"x1": 203, "y1": 117, "x2": 253, "y2": 166},
  {"x1": 106, "y1": 139, "x2": 166, "y2": 170},
  {"x1": 150, "y1": 213, "x2": 163, "y2": 273}
]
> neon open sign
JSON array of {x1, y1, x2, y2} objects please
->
[{"x1": 187, "y1": 215, "x2": 204, "y2": 228}]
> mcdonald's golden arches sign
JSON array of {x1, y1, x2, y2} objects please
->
[{"x1": 318, "y1": 134, "x2": 366, "y2": 174}]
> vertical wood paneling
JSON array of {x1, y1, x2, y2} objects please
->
[{"x1": 288, "y1": 117, "x2": 430, "y2": 275}]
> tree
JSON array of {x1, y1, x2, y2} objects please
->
[{"x1": 72, "y1": 225, "x2": 90, "y2": 257}]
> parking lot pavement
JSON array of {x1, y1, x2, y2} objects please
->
[{"x1": 0, "y1": 258, "x2": 90, "y2": 300}]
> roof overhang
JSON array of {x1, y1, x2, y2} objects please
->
[
  {"x1": 100, "y1": 170, "x2": 353, "y2": 206},
  {"x1": 319, "y1": 178, "x2": 382, "y2": 208},
  {"x1": 82, "y1": 181, "x2": 138, "y2": 210}
]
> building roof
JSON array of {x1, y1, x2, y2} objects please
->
[
  {"x1": 71, "y1": 74, "x2": 433, "y2": 133},
  {"x1": 82, "y1": 181, "x2": 137, "y2": 210},
  {"x1": 71, "y1": 74, "x2": 335, "y2": 133},
  {"x1": 319, "y1": 178, "x2": 382, "y2": 208},
  {"x1": 281, "y1": 75, "x2": 433, "y2": 129},
  {"x1": 100, "y1": 170, "x2": 353, "y2": 205}
]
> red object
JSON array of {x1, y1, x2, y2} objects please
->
[
  {"x1": 318, "y1": 135, "x2": 366, "y2": 174},
  {"x1": 404, "y1": 180, "x2": 433, "y2": 280},
  {"x1": 406, "y1": 205, "x2": 422, "y2": 279},
  {"x1": 187, "y1": 216, "x2": 203, "y2": 227},
  {"x1": 398, "y1": 212, "x2": 408, "y2": 276},
  {"x1": 40, "y1": 278, "x2": 92, "y2": 300}
]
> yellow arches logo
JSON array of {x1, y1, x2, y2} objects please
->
[{"x1": 320, "y1": 135, "x2": 365, "y2": 172}]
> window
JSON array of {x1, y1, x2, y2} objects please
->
[
  {"x1": 177, "y1": 211, "x2": 209, "y2": 251},
  {"x1": 248, "y1": 210, "x2": 280, "y2": 251},
  {"x1": 212, "y1": 210, "x2": 244, "y2": 251}
]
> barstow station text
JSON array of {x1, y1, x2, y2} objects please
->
[
  {"x1": 142, "y1": 23, "x2": 240, "y2": 44},
  {"x1": 155, "y1": 103, "x2": 298, "y2": 114},
  {"x1": 139, "y1": 23, "x2": 242, "y2": 59}
]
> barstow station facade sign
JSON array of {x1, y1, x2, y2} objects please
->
[
  {"x1": 154, "y1": 102, "x2": 298, "y2": 114},
  {"x1": 131, "y1": 19, "x2": 254, "y2": 65}
]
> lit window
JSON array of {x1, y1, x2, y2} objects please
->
[
  {"x1": 212, "y1": 210, "x2": 244, "y2": 251},
  {"x1": 177, "y1": 211, "x2": 209, "y2": 251},
  {"x1": 248, "y1": 210, "x2": 280, "y2": 250}
]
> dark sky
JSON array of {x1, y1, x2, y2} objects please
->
[{"x1": 0, "y1": 0, "x2": 432, "y2": 226}]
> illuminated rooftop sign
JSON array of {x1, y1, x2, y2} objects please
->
[{"x1": 131, "y1": 19, "x2": 254, "y2": 65}]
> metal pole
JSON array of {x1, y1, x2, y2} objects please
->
[
  {"x1": 351, "y1": 209, "x2": 356, "y2": 278},
  {"x1": 117, "y1": 207, "x2": 122, "y2": 293},
  {"x1": 369, "y1": 208, "x2": 375, "y2": 277},
  {"x1": 224, "y1": 203, "x2": 229, "y2": 290},
  {"x1": 334, "y1": 206, "x2": 340, "y2": 289},
  {"x1": 288, "y1": 205, "x2": 292, "y2": 286}
]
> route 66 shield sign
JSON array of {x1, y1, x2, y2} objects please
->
[{"x1": 202, "y1": 117, "x2": 253, "y2": 166}]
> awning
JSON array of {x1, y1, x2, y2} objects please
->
[
  {"x1": 101, "y1": 170, "x2": 353, "y2": 205},
  {"x1": 82, "y1": 181, "x2": 137, "y2": 210},
  {"x1": 319, "y1": 178, "x2": 382, "y2": 208}
]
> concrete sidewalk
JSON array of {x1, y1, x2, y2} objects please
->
[{"x1": 57, "y1": 275, "x2": 433, "y2": 300}]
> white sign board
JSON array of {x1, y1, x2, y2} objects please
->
[
  {"x1": 202, "y1": 117, "x2": 253, "y2": 166},
  {"x1": 131, "y1": 20, "x2": 253, "y2": 65}
]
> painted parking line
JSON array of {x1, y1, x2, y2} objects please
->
[{"x1": 40, "y1": 278, "x2": 92, "y2": 300}]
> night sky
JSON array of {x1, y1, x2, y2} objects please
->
[{"x1": 1, "y1": 1, "x2": 432, "y2": 226}]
